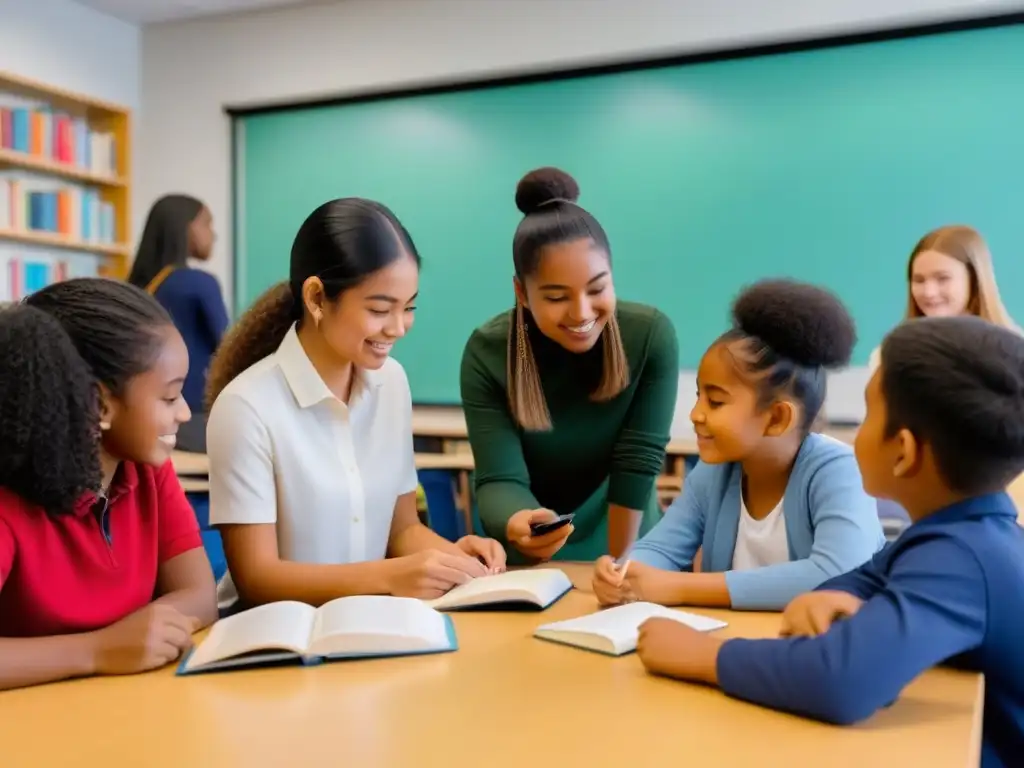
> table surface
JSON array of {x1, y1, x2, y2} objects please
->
[{"x1": 0, "y1": 565, "x2": 981, "y2": 768}]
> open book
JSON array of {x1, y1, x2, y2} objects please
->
[
  {"x1": 426, "y1": 568, "x2": 573, "y2": 611},
  {"x1": 177, "y1": 595, "x2": 456, "y2": 675},
  {"x1": 534, "y1": 602, "x2": 728, "y2": 656}
]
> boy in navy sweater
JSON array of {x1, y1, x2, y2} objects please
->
[{"x1": 636, "y1": 315, "x2": 1024, "y2": 768}]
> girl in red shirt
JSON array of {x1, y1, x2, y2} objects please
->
[{"x1": 0, "y1": 278, "x2": 218, "y2": 690}]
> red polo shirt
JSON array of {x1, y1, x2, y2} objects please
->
[{"x1": 0, "y1": 460, "x2": 203, "y2": 638}]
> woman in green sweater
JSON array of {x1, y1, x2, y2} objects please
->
[{"x1": 460, "y1": 167, "x2": 679, "y2": 564}]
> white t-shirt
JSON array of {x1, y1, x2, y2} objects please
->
[
  {"x1": 206, "y1": 324, "x2": 419, "y2": 608},
  {"x1": 730, "y1": 497, "x2": 790, "y2": 571}
]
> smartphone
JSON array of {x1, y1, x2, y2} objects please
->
[{"x1": 530, "y1": 513, "x2": 575, "y2": 537}]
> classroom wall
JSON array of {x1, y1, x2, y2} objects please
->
[
  {"x1": 139, "y1": 0, "x2": 1023, "y2": 304},
  {"x1": 0, "y1": 0, "x2": 140, "y2": 107}
]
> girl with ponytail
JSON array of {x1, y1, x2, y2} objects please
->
[
  {"x1": 460, "y1": 167, "x2": 680, "y2": 563},
  {"x1": 205, "y1": 198, "x2": 505, "y2": 611}
]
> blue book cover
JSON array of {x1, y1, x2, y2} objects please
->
[
  {"x1": 23, "y1": 261, "x2": 50, "y2": 295},
  {"x1": 28, "y1": 192, "x2": 43, "y2": 230},
  {"x1": 11, "y1": 109, "x2": 29, "y2": 153},
  {"x1": 43, "y1": 192, "x2": 57, "y2": 232},
  {"x1": 175, "y1": 597, "x2": 458, "y2": 677}
]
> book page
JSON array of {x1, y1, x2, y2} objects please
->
[
  {"x1": 536, "y1": 602, "x2": 727, "y2": 654},
  {"x1": 427, "y1": 568, "x2": 570, "y2": 610},
  {"x1": 308, "y1": 595, "x2": 450, "y2": 656},
  {"x1": 185, "y1": 601, "x2": 317, "y2": 671}
]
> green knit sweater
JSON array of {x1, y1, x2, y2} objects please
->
[{"x1": 460, "y1": 302, "x2": 679, "y2": 562}]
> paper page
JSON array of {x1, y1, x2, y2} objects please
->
[
  {"x1": 308, "y1": 595, "x2": 450, "y2": 656},
  {"x1": 427, "y1": 568, "x2": 570, "y2": 610},
  {"x1": 185, "y1": 601, "x2": 317, "y2": 671},
  {"x1": 537, "y1": 602, "x2": 727, "y2": 653}
]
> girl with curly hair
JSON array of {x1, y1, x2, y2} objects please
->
[
  {"x1": 593, "y1": 279, "x2": 886, "y2": 612},
  {"x1": 0, "y1": 279, "x2": 217, "y2": 690}
]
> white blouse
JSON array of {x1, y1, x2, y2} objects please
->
[{"x1": 206, "y1": 324, "x2": 419, "y2": 607}]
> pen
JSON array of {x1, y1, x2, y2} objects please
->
[{"x1": 616, "y1": 559, "x2": 631, "y2": 586}]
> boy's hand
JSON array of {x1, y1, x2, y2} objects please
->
[
  {"x1": 780, "y1": 590, "x2": 864, "y2": 638},
  {"x1": 637, "y1": 618, "x2": 724, "y2": 684}
]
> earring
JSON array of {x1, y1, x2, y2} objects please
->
[
  {"x1": 313, "y1": 309, "x2": 322, "y2": 328},
  {"x1": 99, "y1": 421, "x2": 111, "y2": 431}
]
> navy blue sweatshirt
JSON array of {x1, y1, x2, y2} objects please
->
[
  {"x1": 153, "y1": 267, "x2": 229, "y2": 414},
  {"x1": 716, "y1": 492, "x2": 1024, "y2": 768}
]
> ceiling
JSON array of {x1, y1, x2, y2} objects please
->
[{"x1": 73, "y1": 0, "x2": 320, "y2": 24}]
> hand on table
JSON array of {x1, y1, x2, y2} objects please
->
[
  {"x1": 780, "y1": 590, "x2": 864, "y2": 638},
  {"x1": 388, "y1": 549, "x2": 490, "y2": 599},
  {"x1": 637, "y1": 617, "x2": 724, "y2": 684},
  {"x1": 505, "y1": 508, "x2": 573, "y2": 562},
  {"x1": 90, "y1": 603, "x2": 199, "y2": 675},
  {"x1": 456, "y1": 535, "x2": 507, "y2": 573}
]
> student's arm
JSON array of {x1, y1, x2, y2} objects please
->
[
  {"x1": 0, "y1": 521, "x2": 98, "y2": 690},
  {"x1": 724, "y1": 453, "x2": 884, "y2": 610},
  {"x1": 714, "y1": 536, "x2": 986, "y2": 725},
  {"x1": 460, "y1": 330, "x2": 542, "y2": 543},
  {"x1": 812, "y1": 548, "x2": 891, "y2": 601},
  {"x1": 387, "y1": 391, "x2": 502, "y2": 570},
  {"x1": 627, "y1": 462, "x2": 709, "y2": 571},
  {"x1": 195, "y1": 271, "x2": 229, "y2": 348},
  {"x1": 150, "y1": 463, "x2": 217, "y2": 627},
  {"x1": 607, "y1": 311, "x2": 679, "y2": 557},
  {"x1": 208, "y1": 393, "x2": 395, "y2": 607}
]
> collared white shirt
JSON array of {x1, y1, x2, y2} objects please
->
[{"x1": 207, "y1": 324, "x2": 419, "y2": 607}]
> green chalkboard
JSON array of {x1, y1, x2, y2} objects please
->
[{"x1": 236, "y1": 24, "x2": 1024, "y2": 403}]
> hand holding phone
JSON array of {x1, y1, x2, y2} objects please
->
[
  {"x1": 506, "y1": 508, "x2": 575, "y2": 561},
  {"x1": 529, "y1": 513, "x2": 575, "y2": 537}
]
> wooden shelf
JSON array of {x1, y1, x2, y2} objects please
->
[
  {"x1": 0, "y1": 71, "x2": 125, "y2": 118},
  {"x1": 0, "y1": 70, "x2": 133, "y2": 280},
  {"x1": 0, "y1": 148, "x2": 126, "y2": 188},
  {"x1": 0, "y1": 229, "x2": 130, "y2": 258}
]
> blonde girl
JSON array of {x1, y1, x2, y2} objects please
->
[{"x1": 869, "y1": 225, "x2": 1019, "y2": 370}]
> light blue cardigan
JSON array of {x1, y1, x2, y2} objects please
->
[{"x1": 627, "y1": 433, "x2": 886, "y2": 611}]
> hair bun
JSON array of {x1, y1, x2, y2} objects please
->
[
  {"x1": 731, "y1": 278, "x2": 856, "y2": 369},
  {"x1": 515, "y1": 167, "x2": 580, "y2": 215}
]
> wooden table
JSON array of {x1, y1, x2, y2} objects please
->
[{"x1": 0, "y1": 564, "x2": 981, "y2": 767}]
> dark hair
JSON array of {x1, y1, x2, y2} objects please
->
[
  {"x1": 0, "y1": 278, "x2": 173, "y2": 514},
  {"x1": 127, "y1": 194, "x2": 205, "y2": 290},
  {"x1": 718, "y1": 278, "x2": 856, "y2": 432},
  {"x1": 507, "y1": 167, "x2": 629, "y2": 430},
  {"x1": 880, "y1": 315, "x2": 1024, "y2": 494},
  {"x1": 206, "y1": 198, "x2": 420, "y2": 409}
]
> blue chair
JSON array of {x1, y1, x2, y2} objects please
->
[
  {"x1": 186, "y1": 492, "x2": 227, "y2": 581},
  {"x1": 417, "y1": 469, "x2": 467, "y2": 541}
]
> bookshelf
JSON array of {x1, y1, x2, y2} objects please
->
[{"x1": 0, "y1": 70, "x2": 132, "y2": 284}]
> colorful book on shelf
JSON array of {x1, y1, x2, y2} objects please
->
[
  {"x1": 0, "y1": 101, "x2": 117, "y2": 177},
  {"x1": 177, "y1": 595, "x2": 458, "y2": 676},
  {"x1": 534, "y1": 602, "x2": 728, "y2": 656},
  {"x1": 0, "y1": 178, "x2": 115, "y2": 243}
]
